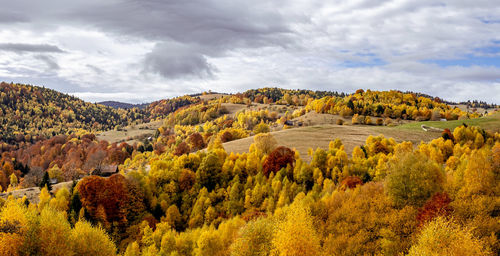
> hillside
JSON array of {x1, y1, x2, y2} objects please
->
[
  {"x1": 0, "y1": 82, "x2": 147, "y2": 144},
  {"x1": 0, "y1": 85, "x2": 498, "y2": 256}
]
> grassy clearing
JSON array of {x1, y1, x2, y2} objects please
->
[
  {"x1": 397, "y1": 112, "x2": 500, "y2": 133},
  {"x1": 222, "y1": 124, "x2": 437, "y2": 161},
  {"x1": 97, "y1": 120, "x2": 163, "y2": 144}
]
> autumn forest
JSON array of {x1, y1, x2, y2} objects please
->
[{"x1": 0, "y1": 82, "x2": 499, "y2": 256}]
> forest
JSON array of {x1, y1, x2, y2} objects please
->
[{"x1": 0, "y1": 83, "x2": 499, "y2": 256}]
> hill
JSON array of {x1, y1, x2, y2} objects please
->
[
  {"x1": 0, "y1": 82, "x2": 147, "y2": 144},
  {"x1": 98, "y1": 101, "x2": 149, "y2": 109}
]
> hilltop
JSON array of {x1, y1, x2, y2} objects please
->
[{"x1": 98, "y1": 101, "x2": 149, "y2": 109}]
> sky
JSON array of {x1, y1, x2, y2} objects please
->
[{"x1": 0, "y1": 0, "x2": 499, "y2": 104}]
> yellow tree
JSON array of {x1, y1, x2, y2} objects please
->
[
  {"x1": 408, "y1": 217, "x2": 492, "y2": 256},
  {"x1": 385, "y1": 152, "x2": 444, "y2": 208},
  {"x1": 252, "y1": 133, "x2": 277, "y2": 155},
  {"x1": 38, "y1": 207, "x2": 74, "y2": 256},
  {"x1": 272, "y1": 202, "x2": 320, "y2": 256},
  {"x1": 71, "y1": 221, "x2": 117, "y2": 256}
]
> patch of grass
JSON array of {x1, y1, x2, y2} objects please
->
[{"x1": 397, "y1": 112, "x2": 500, "y2": 132}]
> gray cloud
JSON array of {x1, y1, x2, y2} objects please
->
[
  {"x1": 67, "y1": 0, "x2": 295, "y2": 78},
  {"x1": 144, "y1": 43, "x2": 216, "y2": 79},
  {"x1": 0, "y1": 0, "x2": 499, "y2": 103},
  {"x1": 0, "y1": 43, "x2": 64, "y2": 53},
  {"x1": 34, "y1": 55, "x2": 60, "y2": 70},
  {"x1": 0, "y1": 11, "x2": 29, "y2": 23},
  {"x1": 86, "y1": 64, "x2": 104, "y2": 75}
]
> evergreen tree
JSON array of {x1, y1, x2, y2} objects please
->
[{"x1": 40, "y1": 171, "x2": 52, "y2": 191}]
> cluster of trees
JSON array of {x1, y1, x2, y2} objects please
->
[
  {"x1": 0, "y1": 189, "x2": 117, "y2": 255},
  {"x1": 236, "y1": 88, "x2": 342, "y2": 106},
  {"x1": 1, "y1": 124, "x2": 492, "y2": 254},
  {"x1": 146, "y1": 96, "x2": 200, "y2": 120},
  {"x1": 305, "y1": 89, "x2": 476, "y2": 121},
  {"x1": 0, "y1": 134, "x2": 134, "y2": 191},
  {"x1": 460, "y1": 100, "x2": 498, "y2": 110}
]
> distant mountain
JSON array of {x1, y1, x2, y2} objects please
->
[{"x1": 98, "y1": 101, "x2": 149, "y2": 109}]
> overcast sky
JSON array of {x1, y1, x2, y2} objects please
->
[{"x1": 0, "y1": 0, "x2": 499, "y2": 104}]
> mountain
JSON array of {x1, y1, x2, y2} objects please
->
[{"x1": 98, "y1": 101, "x2": 149, "y2": 109}]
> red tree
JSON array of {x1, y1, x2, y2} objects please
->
[
  {"x1": 188, "y1": 133, "x2": 205, "y2": 151},
  {"x1": 262, "y1": 146, "x2": 295, "y2": 177},
  {"x1": 77, "y1": 174, "x2": 130, "y2": 225},
  {"x1": 174, "y1": 141, "x2": 190, "y2": 156},
  {"x1": 416, "y1": 192, "x2": 453, "y2": 226},
  {"x1": 340, "y1": 176, "x2": 363, "y2": 190}
]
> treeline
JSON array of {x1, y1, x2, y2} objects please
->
[
  {"x1": 306, "y1": 89, "x2": 476, "y2": 121},
  {"x1": 238, "y1": 87, "x2": 343, "y2": 105}
]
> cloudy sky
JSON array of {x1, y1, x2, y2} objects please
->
[{"x1": 0, "y1": 0, "x2": 499, "y2": 103}]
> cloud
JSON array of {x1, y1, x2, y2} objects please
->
[
  {"x1": 0, "y1": 43, "x2": 64, "y2": 53},
  {"x1": 0, "y1": 0, "x2": 499, "y2": 103},
  {"x1": 143, "y1": 43, "x2": 216, "y2": 79},
  {"x1": 34, "y1": 55, "x2": 60, "y2": 70},
  {"x1": 0, "y1": 11, "x2": 29, "y2": 23}
]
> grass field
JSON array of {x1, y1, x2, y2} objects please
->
[
  {"x1": 222, "y1": 124, "x2": 437, "y2": 161},
  {"x1": 97, "y1": 120, "x2": 163, "y2": 144},
  {"x1": 397, "y1": 112, "x2": 500, "y2": 133}
]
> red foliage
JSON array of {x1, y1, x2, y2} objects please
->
[
  {"x1": 262, "y1": 146, "x2": 295, "y2": 177},
  {"x1": 188, "y1": 133, "x2": 205, "y2": 151},
  {"x1": 416, "y1": 192, "x2": 453, "y2": 226},
  {"x1": 441, "y1": 128, "x2": 455, "y2": 142},
  {"x1": 340, "y1": 176, "x2": 363, "y2": 190},
  {"x1": 179, "y1": 169, "x2": 196, "y2": 191},
  {"x1": 174, "y1": 141, "x2": 190, "y2": 156},
  {"x1": 221, "y1": 119, "x2": 234, "y2": 128},
  {"x1": 77, "y1": 174, "x2": 130, "y2": 224},
  {"x1": 241, "y1": 209, "x2": 267, "y2": 222},
  {"x1": 220, "y1": 131, "x2": 233, "y2": 143}
]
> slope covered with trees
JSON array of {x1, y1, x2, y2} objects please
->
[
  {"x1": 0, "y1": 82, "x2": 147, "y2": 144},
  {"x1": 0, "y1": 84, "x2": 498, "y2": 255}
]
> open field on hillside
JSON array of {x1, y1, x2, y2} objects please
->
[
  {"x1": 398, "y1": 112, "x2": 500, "y2": 133},
  {"x1": 451, "y1": 104, "x2": 497, "y2": 115},
  {"x1": 198, "y1": 93, "x2": 226, "y2": 101},
  {"x1": 222, "y1": 124, "x2": 438, "y2": 161},
  {"x1": 0, "y1": 180, "x2": 74, "y2": 203},
  {"x1": 97, "y1": 120, "x2": 163, "y2": 144}
]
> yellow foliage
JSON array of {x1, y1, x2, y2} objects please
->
[
  {"x1": 272, "y1": 202, "x2": 321, "y2": 256},
  {"x1": 408, "y1": 217, "x2": 492, "y2": 256},
  {"x1": 71, "y1": 221, "x2": 117, "y2": 256},
  {"x1": 39, "y1": 207, "x2": 73, "y2": 256}
]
